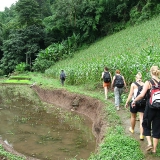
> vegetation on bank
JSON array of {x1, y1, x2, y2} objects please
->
[
  {"x1": 1, "y1": 76, "x2": 32, "y2": 84},
  {"x1": 0, "y1": 145, "x2": 24, "y2": 160}
]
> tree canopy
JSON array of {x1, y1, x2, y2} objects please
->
[{"x1": 0, "y1": 0, "x2": 159, "y2": 74}]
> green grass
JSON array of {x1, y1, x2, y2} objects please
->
[
  {"x1": 89, "y1": 126, "x2": 144, "y2": 160},
  {"x1": 0, "y1": 145, "x2": 24, "y2": 160},
  {"x1": 4, "y1": 79, "x2": 32, "y2": 84},
  {"x1": 1, "y1": 75, "x2": 33, "y2": 84},
  {"x1": 9, "y1": 76, "x2": 31, "y2": 80}
]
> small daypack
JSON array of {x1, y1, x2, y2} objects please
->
[
  {"x1": 149, "y1": 79, "x2": 160, "y2": 109},
  {"x1": 134, "y1": 82, "x2": 147, "y2": 107},
  {"x1": 114, "y1": 75, "x2": 124, "y2": 88},
  {"x1": 103, "y1": 72, "x2": 111, "y2": 83}
]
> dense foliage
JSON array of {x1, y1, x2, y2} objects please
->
[{"x1": 0, "y1": 0, "x2": 160, "y2": 74}]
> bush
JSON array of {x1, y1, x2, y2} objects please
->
[
  {"x1": 14, "y1": 62, "x2": 29, "y2": 73},
  {"x1": 32, "y1": 59, "x2": 55, "y2": 73}
]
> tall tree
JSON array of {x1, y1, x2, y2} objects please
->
[
  {"x1": 0, "y1": 30, "x2": 25, "y2": 74},
  {"x1": 15, "y1": 0, "x2": 41, "y2": 26}
]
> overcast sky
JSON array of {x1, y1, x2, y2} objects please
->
[{"x1": 0, "y1": 0, "x2": 18, "y2": 11}]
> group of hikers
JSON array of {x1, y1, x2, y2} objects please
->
[
  {"x1": 101, "y1": 65, "x2": 160, "y2": 154},
  {"x1": 59, "y1": 66, "x2": 160, "y2": 154}
]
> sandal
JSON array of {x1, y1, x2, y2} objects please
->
[{"x1": 146, "y1": 145, "x2": 153, "y2": 151}]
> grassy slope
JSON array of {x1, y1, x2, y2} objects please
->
[
  {"x1": 45, "y1": 15, "x2": 160, "y2": 86},
  {"x1": 30, "y1": 16, "x2": 160, "y2": 160}
]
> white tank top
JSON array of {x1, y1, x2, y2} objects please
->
[{"x1": 132, "y1": 88, "x2": 138, "y2": 101}]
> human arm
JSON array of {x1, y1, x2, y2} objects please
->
[
  {"x1": 122, "y1": 76, "x2": 127, "y2": 89},
  {"x1": 101, "y1": 72, "x2": 104, "y2": 80},
  {"x1": 111, "y1": 76, "x2": 115, "y2": 89},
  {"x1": 125, "y1": 83, "x2": 134, "y2": 108},
  {"x1": 109, "y1": 72, "x2": 112, "y2": 82},
  {"x1": 131, "y1": 81, "x2": 150, "y2": 107}
]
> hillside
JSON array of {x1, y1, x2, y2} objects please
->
[
  {"x1": 42, "y1": 15, "x2": 160, "y2": 160},
  {"x1": 46, "y1": 15, "x2": 160, "y2": 86}
]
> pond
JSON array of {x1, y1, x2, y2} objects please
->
[{"x1": 0, "y1": 85, "x2": 96, "y2": 160}]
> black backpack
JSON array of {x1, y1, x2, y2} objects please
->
[
  {"x1": 114, "y1": 75, "x2": 124, "y2": 88},
  {"x1": 103, "y1": 72, "x2": 111, "y2": 83},
  {"x1": 134, "y1": 82, "x2": 147, "y2": 107}
]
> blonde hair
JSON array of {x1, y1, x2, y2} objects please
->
[
  {"x1": 150, "y1": 66, "x2": 160, "y2": 77},
  {"x1": 136, "y1": 72, "x2": 142, "y2": 82},
  {"x1": 115, "y1": 69, "x2": 120, "y2": 74}
]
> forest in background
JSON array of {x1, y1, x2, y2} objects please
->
[{"x1": 0, "y1": 0, "x2": 160, "y2": 75}]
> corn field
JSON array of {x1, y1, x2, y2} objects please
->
[{"x1": 45, "y1": 16, "x2": 160, "y2": 86}]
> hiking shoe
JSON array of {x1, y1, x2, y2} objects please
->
[
  {"x1": 129, "y1": 127, "x2": 134, "y2": 133},
  {"x1": 140, "y1": 135, "x2": 144, "y2": 140},
  {"x1": 116, "y1": 106, "x2": 119, "y2": 111},
  {"x1": 146, "y1": 145, "x2": 153, "y2": 151}
]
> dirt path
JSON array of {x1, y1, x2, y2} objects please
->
[{"x1": 118, "y1": 107, "x2": 159, "y2": 160}]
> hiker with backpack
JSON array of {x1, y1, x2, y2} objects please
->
[
  {"x1": 60, "y1": 70, "x2": 66, "y2": 86},
  {"x1": 111, "y1": 69, "x2": 127, "y2": 111},
  {"x1": 101, "y1": 67, "x2": 112, "y2": 100},
  {"x1": 132, "y1": 66, "x2": 160, "y2": 154},
  {"x1": 125, "y1": 72, "x2": 145, "y2": 140}
]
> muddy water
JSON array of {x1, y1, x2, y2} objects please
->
[{"x1": 0, "y1": 85, "x2": 96, "y2": 160}]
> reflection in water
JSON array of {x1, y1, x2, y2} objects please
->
[{"x1": 0, "y1": 85, "x2": 96, "y2": 160}]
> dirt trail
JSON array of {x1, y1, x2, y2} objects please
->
[{"x1": 118, "y1": 107, "x2": 159, "y2": 160}]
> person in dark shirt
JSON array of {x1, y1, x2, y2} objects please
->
[{"x1": 60, "y1": 70, "x2": 66, "y2": 86}]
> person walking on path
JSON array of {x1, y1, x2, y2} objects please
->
[
  {"x1": 132, "y1": 66, "x2": 160, "y2": 154},
  {"x1": 125, "y1": 72, "x2": 145, "y2": 140},
  {"x1": 111, "y1": 69, "x2": 127, "y2": 111},
  {"x1": 101, "y1": 67, "x2": 112, "y2": 100},
  {"x1": 60, "y1": 70, "x2": 66, "y2": 86}
]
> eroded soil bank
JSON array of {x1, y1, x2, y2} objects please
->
[
  {"x1": 32, "y1": 86, "x2": 107, "y2": 146},
  {"x1": 0, "y1": 85, "x2": 107, "y2": 159}
]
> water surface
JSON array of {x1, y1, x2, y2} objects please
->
[{"x1": 0, "y1": 85, "x2": 96, "y2": 160}]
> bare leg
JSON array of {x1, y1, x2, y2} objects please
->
[
  {"x1": 131, "y1": 113, "x2": 136, "y2": 131},
  {"x1": 145, "y1": 136, "x2": 153, "y2": 151},
  {"x1": 139, "y1": 112, "x2": 144, "y2": 136},
  {"x1": 104, "y1": 86, "x2": 108, "y2": 99},
  {"x1": 146, "y1": 136, "x2": 152, "y2": 146},
  {"x1": 152, "y1": 138, "x2": 159, "y2": 153}
]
